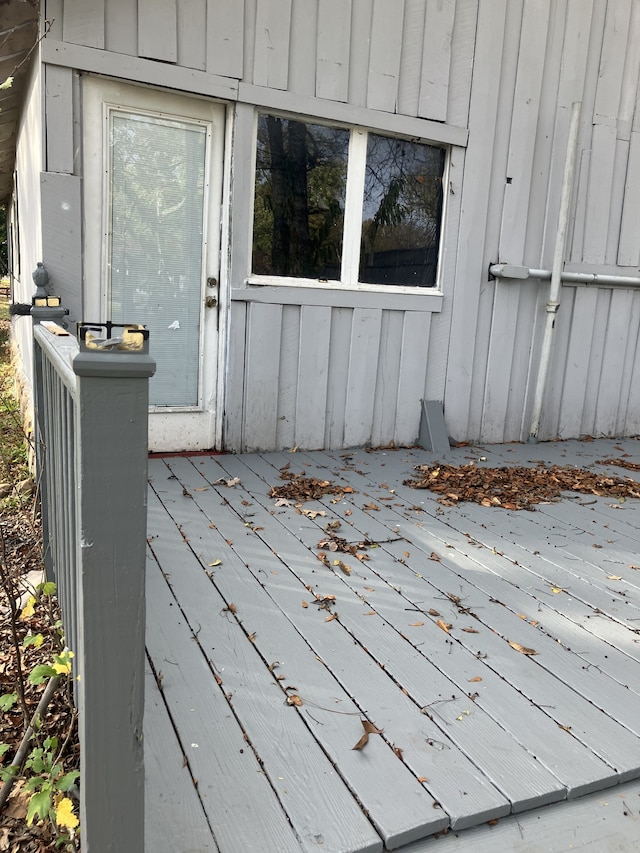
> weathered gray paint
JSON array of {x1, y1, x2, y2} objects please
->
[
  {"x1": 142, "y1": 439, "x2": 640, "y2": 849},
  {"x1": 33, "y1": 324, "x2": 155, "y2": 852},
  {"x1": 12, "y1": 0, "x2": 640, "y2": 457}
]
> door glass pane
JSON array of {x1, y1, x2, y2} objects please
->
[
  {"x1": 360, "y1": 134, "x2": 445, "y2": 287},
  {"x1": 109, "y1": 112, "x2": 207, "y2": 406},
  {"x1": 252, "y1": 115, "x2": 349, "y2": 279}
]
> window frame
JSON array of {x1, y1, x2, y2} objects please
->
[{"x1": 246, "y1": 111, "x2": 450, "y2": 295}]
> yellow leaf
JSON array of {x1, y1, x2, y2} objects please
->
[
  {"x1": 208, "y1": 559, "x2": 222, "y2": 567},
  {"x1": 607, "y1": 575, "x2": 622, "y2": 581},
  {"x1": 550, "y1": 587, "x2": 564, "y2": 594},
  {"x1": 19, "y1": 597, "x2": 36, "y2": 621},
  {"x1": 52, "y1": 651, "x2": 74, "y2": 675},
  {"x1": 409, "y1": 621, "x2": 425, "y2": 627},
  {"x1": 55, "y1": 797, "x2": 79, "y2": 830},
  {"x1": 436, "y1": 619, "x2": 452, "y2": 634}
]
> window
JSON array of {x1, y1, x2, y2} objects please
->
[{"x1": 252, "y1": 114, "x2": 446, "y2": 289}]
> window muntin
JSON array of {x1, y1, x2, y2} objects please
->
[{"x1": 251, "y1": 114, "x2": 446, "y2": 289}]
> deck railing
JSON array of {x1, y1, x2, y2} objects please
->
[{"x1": 32, "y1": 307, "x2": 155, "y2": 852}]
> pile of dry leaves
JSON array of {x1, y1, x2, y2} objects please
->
[
  {"x1": 270, "y1": 464, "x2": 355, "y2": 503},
  {"x1": 404, "y1": 460, "x2": 640, "y2": 510}
]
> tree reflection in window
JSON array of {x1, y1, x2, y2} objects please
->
[
  {"x1": 360, "y1": 135, "x2": 445, "y2": 287},
  {"x1": 252, "y1": 114, "x2": 446, "y2": 288},
  {"x1": 253, "y1": 116, "x2": 348, "y2": 278}
]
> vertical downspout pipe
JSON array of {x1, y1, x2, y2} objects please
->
[{"x1": 528, "y1": 101, "x2": 582, "y2": 442}]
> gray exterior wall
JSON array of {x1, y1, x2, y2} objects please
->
[{"x1": 14, "y1": 0, "x2": 640, "y2": 449}]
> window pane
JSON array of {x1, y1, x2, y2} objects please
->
[
  {"x1": 110, "y1": 113, "x2": 206, "y2": 406},
  {"x1": 360, "y1": 135, "x2": 445, "y2": 287},
  {"x1": 252, "y1": 115, "x2": 349, "y2": 278}
]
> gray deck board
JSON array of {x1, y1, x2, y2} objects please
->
[
  {"x1": 400, "y1": 778, "x2": 640, "y2": 852},
  {"x1": 208, "y1": 455, "x2": 570, "y2": 810},
  {"x1": 216, "y1": 452, "x2": 629, "y2": 794},
  {"x1": 145, "y1": 543, "x2": 304, "y2": 853},
  {"x1": 144, "y1": 666, "x2": 218, "y2": 852},
  {"x1": 149, "y1": 460, "x2": 444, "y2": 850},
  {"x1": 143, "y1": 440, "x2": 640, "y2": 851},
  {"x1": 147, "y1": 484, "x2": 385, "y2": 853},
  {"x1": 156, "y1": 457, "x2": 508, "y2": 835}
]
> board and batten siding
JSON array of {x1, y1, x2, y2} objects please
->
[
  {"x1": 445, "y1": 0, "x2": 640, "y2": 445},
  {"x1": 230, "y1": 301, "x2": 435, "y2": 452},
  {"x1": 36, "y1": 0, "x2": 640, "y2": 450}
]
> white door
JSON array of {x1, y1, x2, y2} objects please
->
[{"x1": 83, "y1": 78, "x2": 226, "y2": 451}]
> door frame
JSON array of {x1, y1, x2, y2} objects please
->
[{"x1": 82, "y1": 75, "x2": 229, "y2": 451}]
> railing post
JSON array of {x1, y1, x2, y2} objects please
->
[
  {"x1": 72, "y1": 331, "x2": 155, "y2": 853},
  {"x1": 31, "y1": 289, "x2": 69, "y2": 582}
]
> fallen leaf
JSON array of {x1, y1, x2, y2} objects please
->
[
  {"x1": 409, "y1": 621, "x2": 425, "y2": 627},
  {"x1": 208, "y1": 559, "x2": 222, "y2": 567},
  {"x1": 429, "y1": 552, "x2": 441, "y2": 562},
  {"x1": 301, "y1": 600, "x2": 309, "y2": 608},
  {"x1": 436, "y1": 619, "x2": 452, "y2": 634},
  {"x1": 303, "y1": 509, "x2": 326, "y2": 519},
  {"x1": 629, "y1": 565, "x2": 640, "y2": 570},
  {"x1": 550, "y1": 587, "x2": 564, "y2": 594},
  {"x1": 248, "y1": 632, "x2": 256, "y2": 643},
  {"x1": 462, "y1": 627, "x2": 479, "y2": 634},
  {"x1": 509, "y1": 641, "x2": 538, "y2": 655},
  {"x1": 468, "y1": 676, "x2": 483, "y2": 682},
  {"x1": 558, "y1": 723, "x2": 571, "y2": 732},
  {"x1": 344, "y1": 509, "x2": 352, "y2": 516},
  {"x1": 516, "y1": 613, "x2": 527, "y2": 619},
  {"x1": 404, "y1": 551, "x2": 411, "y2": 558},
  {"x1": 325, "y1": 614, "x2": 337, "y2": 622},
  {"x1": 286, "y1": 695, "x2": 303, "y2": 706},
  {"x1": 227, "y1": 603, "x2": 237, "y2": 614},
  {"x1": 352, "y1": 718, "x2": 385, "y2": 751},
  {"x1": 428, "y1": 608, "x2": 441, "y2": 617},
  {"x1": 363, "y1": 502, "x2": 380, "y2": 511},
  {"x1": 393, "y1": 745, "x2": 404, "y2": 759},
  {"x1": 607, "y1": 575, "x2": 623, "y2": 580},
  {"x1": 417, "y1": 776, "x2": 429, "y2": 783}
]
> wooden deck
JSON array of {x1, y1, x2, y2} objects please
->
[{"x1": 143, "y1": 439, "x2": 640, "y2": 852}]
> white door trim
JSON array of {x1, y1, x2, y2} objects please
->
[{"x1": 82, "y1": 76, "x2": 228, "y2": 451}]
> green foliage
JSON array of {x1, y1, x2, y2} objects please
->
[
  {"x1": 28, "y1": 663, "x2": 58, "y2": 685},
  {"x1": 0, "y1": 692, "x2": 18, "y2": 712},
  {"x1": 0, "y1": 582, "x2": 80, "y2": 847}
]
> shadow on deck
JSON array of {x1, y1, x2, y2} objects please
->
[{"x1": 143, "y1": 439, "x2": 640, "y2": 852}]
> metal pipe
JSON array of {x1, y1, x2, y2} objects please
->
[
  {"x1": 489, "y1": 264, "x2": 640, "y2": 288},
  {"x1": 528, "y1": 102, "x2": 582, "y2": 443}
]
